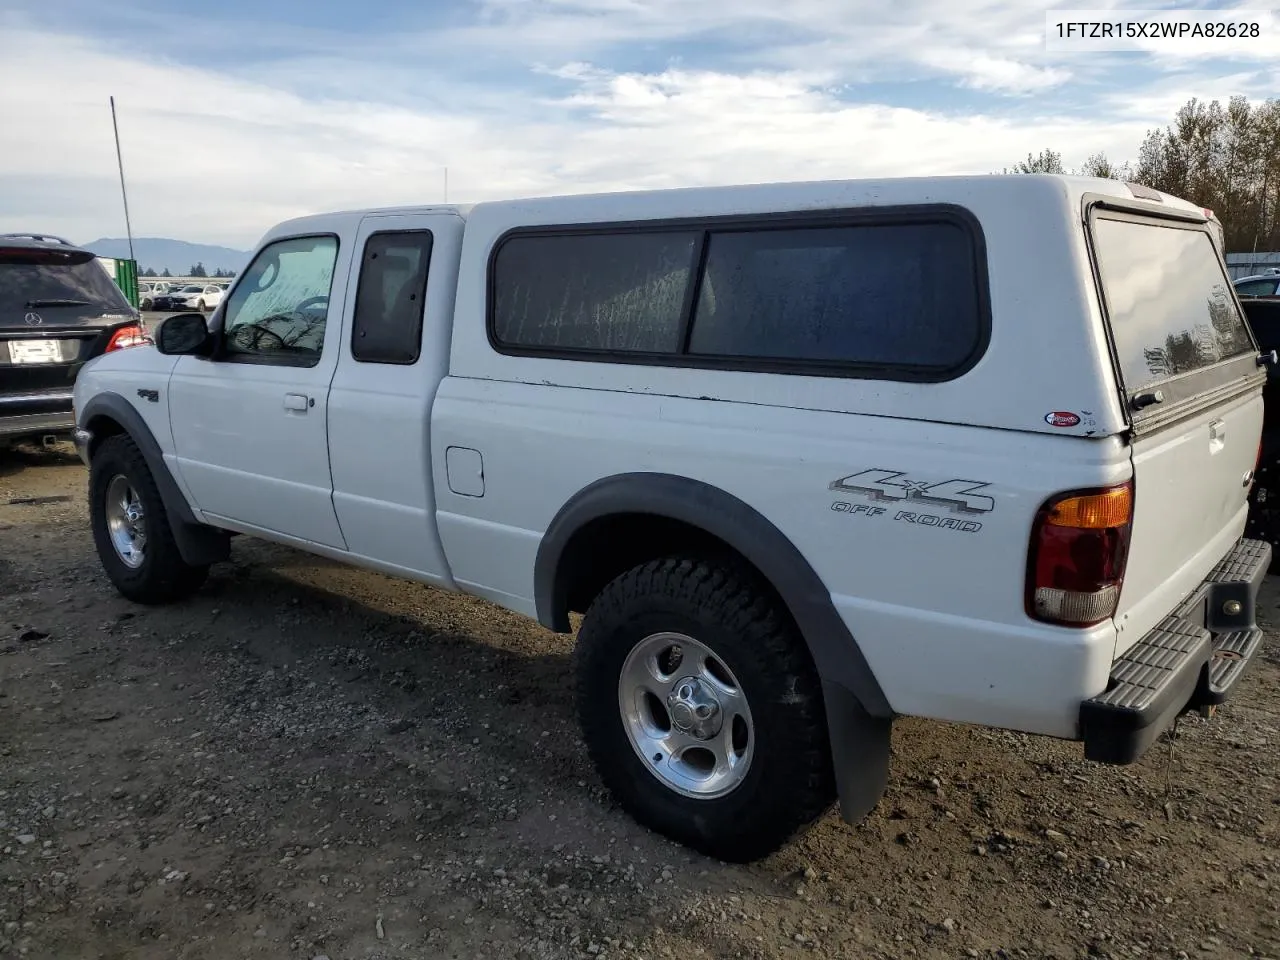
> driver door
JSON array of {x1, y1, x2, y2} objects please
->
[{"x1": 167, "y1": 231, "x2": 351, "y2": 548}]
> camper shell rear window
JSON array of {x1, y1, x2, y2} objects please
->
[{"x1": 1089, "y1": 210, "x2": 1256, "y2": 406}]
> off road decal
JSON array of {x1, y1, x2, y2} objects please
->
[
  {"x1": 830, "y1": 501, "x2": 983, "y2": 533},
  {"x1": 828, "y1": 469, "x2": 995, "y2": 515}
]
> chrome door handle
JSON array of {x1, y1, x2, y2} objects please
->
[
  {"x1": 1209, "y1": 418, "x2": 1226, "y2": 442},
  {"x1": 284, "y1": 393, "x2": 309, "y2": 412}
]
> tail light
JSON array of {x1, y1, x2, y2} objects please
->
[
  {"x1": 106, "y1": 324, "x2": 151, "y2": 352},
  {"x1": 1027, "y1": 481, "x2": 1134, "y2": 627}
]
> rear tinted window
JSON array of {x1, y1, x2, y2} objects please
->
[
  {"x1": 0, "y1": 260, "x2": 131, "y2": 317},
  {"x1": 687, "y1": 223, "x2": 980, "y2": 368},
  {"x1": 1092, "y1": 218, "x2": 1253, "y2": 393},
  {"x1": 492, "y1": 231, "x2": 698, "y2": 353}
]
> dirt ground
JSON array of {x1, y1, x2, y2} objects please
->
[{"x1": 1, "y1": 442, "x2": 1278, "y2": 960}]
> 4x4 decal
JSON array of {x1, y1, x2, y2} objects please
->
[{"x1": 829, "y1": 469, "x2": 995, "y2": 515}]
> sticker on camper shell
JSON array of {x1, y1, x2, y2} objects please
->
[{"x1": 1045, "y1": 411, "x2": 1082, "y2": 427}]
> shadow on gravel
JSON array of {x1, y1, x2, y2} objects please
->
[
  {"x1": 163, "y1": 540, "x2": 607, "y2": 814},
  {"x1": 0, "y1": 440, "x2": 81, "y2": 479}
]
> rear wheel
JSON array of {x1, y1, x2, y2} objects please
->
[
  {"x1": 89, "y1": 435, "x2": 208, "y2": 604},
  {"x1": 575, "y1": 557, "x2": 836, "y2": 862},
  {"x1": 197, "y1": 299, "x2": 207, "y2": 312}
]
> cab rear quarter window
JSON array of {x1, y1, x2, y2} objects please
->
[
  {"x1": 486, "y1": 205, "x2": 992, "y2": 383},
  {"x1": 350, "y1": 230, "x2": 434, "y2": 365}
]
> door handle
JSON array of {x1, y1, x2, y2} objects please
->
[
  {"x1": 1209, "y1": 418, "x2": 1226, "y2": 454},
  {"x1": 284, "y1": 393, "x2": 310, "y2": 412}
]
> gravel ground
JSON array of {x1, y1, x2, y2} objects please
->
[{"x1": 1, "y1": 442, "x2": 1278, "y2": 960}]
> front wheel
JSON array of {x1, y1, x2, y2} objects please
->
[
  {"x1": 197, "y1": 300, "x2": 207, "y2": 312},
  {"x1": 575, "y1": 557, "x2": 836, "y2": 862},
  {"x1": 89, "y1": 435, "x2": 208, "y2": 604}
]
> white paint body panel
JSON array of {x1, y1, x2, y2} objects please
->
[
  {"x1": 166, "y1": 214, "x2": 364, "y2": 549},
  {"x1": 325, "y1": 211, "x2": 464, "y2": 585},
  {"x1": 73, "y1": 176, "x2": 1263, "y2": 744},
  {"x1": 430, "y1": 377, "x2": 1126, "y2": 737}
]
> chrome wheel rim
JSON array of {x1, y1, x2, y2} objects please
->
[
  {"x1": 105, "y1": 474, "x2": 147, "y2": 569},
  {"x1": 617, "y1": 631, "x2": 754, "y2": 799}
]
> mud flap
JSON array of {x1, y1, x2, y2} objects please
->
[{"x1": 822, "y1": 679, "x2": 892, "y2": 824}]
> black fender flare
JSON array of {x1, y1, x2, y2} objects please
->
[
  {"x1": 534, "y1": 472, "x2": 892, "y2": 823},
  {"x1": 79, "y1": 392, "x2": 230, "y2": 567}
]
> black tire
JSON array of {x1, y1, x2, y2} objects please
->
[
  {"x1": 89, "y1": 434, "x2": 208, "y2": 604},
  {"x1": 575, "y1": 557, "x2": 836, "y2": 862}
]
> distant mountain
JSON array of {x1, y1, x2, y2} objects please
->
[{"x1": 84, "y1": 237, "x2": 250, "y2": 277}]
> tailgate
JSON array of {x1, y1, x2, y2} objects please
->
[
  {"x1": 1121, "y1": 391, "x2": 1262, "y2": 646},
  {"x1": 1088, "y1": 208, "x2": 1265, "y2": 651}
]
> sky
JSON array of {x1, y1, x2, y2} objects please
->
[{"x1": 0, "y1": 0, "x2": 1276, "y2": 249}]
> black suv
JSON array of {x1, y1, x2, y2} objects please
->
[
  {"x1": 1, "y1": 234, "x2": 148, "y2": 447},
  {"x1": 1244, "y1": 296, "x2": 1280, "y2": 558}
]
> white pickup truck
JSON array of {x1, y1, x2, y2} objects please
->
[{"x1": 72, "y1": 175, "x2": 1273, "y2": 862}]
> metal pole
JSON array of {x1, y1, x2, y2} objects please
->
[
  {"x1": 109, "y1": 96, "x2": 135, "y2": 262},
  {"x1": 444, "y1": 166, "x2": 449, "y2": 204}
]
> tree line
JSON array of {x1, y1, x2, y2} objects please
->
[
  {"x1": 1009, "y1": 96, "x2": 1280, "y2": 254},
  {"x1": 139, "y1": 262, "x2": 237, "y2": 278}
]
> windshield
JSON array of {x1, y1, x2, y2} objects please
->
[
  {"x1": 1091, "y1": 216, "x2": 1253, "y2": 395},
  {"x1": 0, "y1": 258, "x2": 132, "y2": 319}
]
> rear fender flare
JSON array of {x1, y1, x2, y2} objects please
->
[{"x1": 534, "y1": 472, "x2": 893, "y2": 823}]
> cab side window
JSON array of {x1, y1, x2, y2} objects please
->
[
  {"x1": 351, "y1": 231, "x2": 433, "y2": 365},
  {"x1": 222, "y1": 235, "x2": 339, "y2": 366}
]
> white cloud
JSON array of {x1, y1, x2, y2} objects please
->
[
  {"x1": 917, "y1": 51, "x2": 1072, "y2": 94},
  {"x1": 0, "y1": 3, "x2": 1268, "y2": 247}
]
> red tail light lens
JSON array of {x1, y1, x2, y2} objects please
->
[
  {"x1": 1027, "y1": 481, "x2": 1134, "y2": 627},
  {"x1": 106, "y1": 324, "x2": 151, "y2": 352}
]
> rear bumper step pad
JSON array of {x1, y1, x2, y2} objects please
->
[
  {"x1": 1203, "y1": 627, "x2": 1264, "y2": 704},
  {"x1": 1080, "y1": 536, "x2": 1271, "y2": 765}
]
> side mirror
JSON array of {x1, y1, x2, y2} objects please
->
[{"x1": 155, "y1": 312, "x2": 213, "y2": 357}]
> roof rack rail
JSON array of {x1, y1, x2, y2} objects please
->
[{"x1": 0, "y1": 232, "x2": 78, "y2": 247}]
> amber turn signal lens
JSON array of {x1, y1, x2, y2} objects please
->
[{"x1": 1044, "y1": 485, "x2": 1132, "y2": 529}]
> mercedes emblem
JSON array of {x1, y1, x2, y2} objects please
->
[{"x1": 23, "y1": 312, "x2": 43, "y2": 326}]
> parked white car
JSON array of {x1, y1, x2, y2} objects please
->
[
  {"x1": 166, "y1": 284, "x2": 223, "y2": 312},
  {"x1": 196, "y1": 283, "x2": 225, "y2": 312},
  {"x1": 71, "y1": 175, "x2": 1272, "y2": 862}
]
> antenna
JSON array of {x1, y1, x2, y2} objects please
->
[
  {"x1": 444, "y1": 166, "x2": 449, "y2": 204},
  {"x1": 109, "y1": 96, "x2": 135, "y2": 262}
]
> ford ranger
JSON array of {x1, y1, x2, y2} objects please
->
[{"x1": 71, "y1": 175, "x2": 1273, "y2": 862}]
